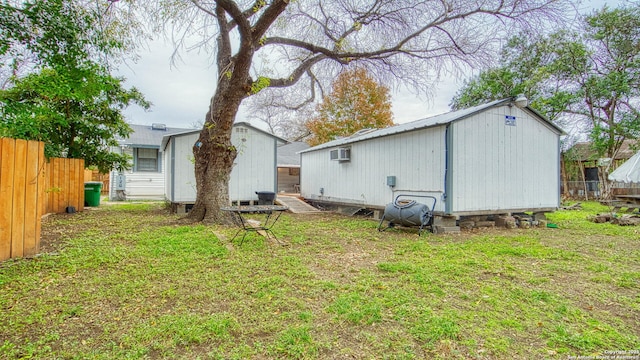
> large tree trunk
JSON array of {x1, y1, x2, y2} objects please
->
[
  {"x1": 186, "y1": 84, "x2": 247, "y2": 223},
  {"x1": 184, "y1": 3, "x2": 258, "y2": 224}
]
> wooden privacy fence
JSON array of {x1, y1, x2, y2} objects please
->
[
  {"x1": 46, "y1": 157, "x2": 85, "y2": 214},
  {"x1": 0, "y1": 138, "x2": 46, "y2": 261},
  {"x1": 1, "y1": 138, "x2": 86, "y2": 261}
]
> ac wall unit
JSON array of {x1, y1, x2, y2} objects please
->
[{"x1": 330, "y1": 147, "x2": 351, "y2": 161}]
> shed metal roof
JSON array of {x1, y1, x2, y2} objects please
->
[
  {"x1": 118, "y1": 124, "x2": 191, "y2": 147},
  {"x1": 300, "y1": 98, "x2": 564, "y2": 153},
  {"x1": 277, "y1": 141, "x2": 309, "y2": 167},
  {"x1": 160, "y1": 121, "x2": 288, "y2": 151},
  {"x1": 609, "y1": 151, "x2": 640, "y2": 184}
]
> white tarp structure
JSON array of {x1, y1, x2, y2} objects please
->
[{"x1": 609, "y1": 151, "x2": 640, "y2": 184}]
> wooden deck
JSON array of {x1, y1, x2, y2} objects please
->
[
  {"x1": 601, "y1": 195, "x2": 640, "y2": 213},
  {"x1": 276, "y1": 195, "x2": 323, "y2": 214}
]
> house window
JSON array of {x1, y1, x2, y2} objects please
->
[{"x1": 136, "y1": 148, "x2": 158, "y2": 172}]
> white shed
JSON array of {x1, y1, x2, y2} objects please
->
[
  {"x1": 161, "y1": 122, "x2": 287, "y2": 211},
  {"x1": 299, "y1": 98, "x2": 563, "y2": 217}
]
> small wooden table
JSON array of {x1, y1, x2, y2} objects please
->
[{"x1": 221, "y1": 205, "x2": 289, "y2": 245}]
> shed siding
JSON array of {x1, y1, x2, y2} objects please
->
[
  {"x1": 301, "y1": 103, "x2": 560, "y2": 215},
  {"x1": 170, "y1": 133, "x2": 198, "y2": 202},
  {"x1": 165, "y1": 126, "x2": 277, "y2": 203},
  {"x1": 162, "y1": 146, "x2": 169, "y2": 201},
  {"x1": 229, "y1": 126, "x2": 277, "y2": 200},
  {"x1": 301, "y1": 127, "x2": 447, "y2": 210},
  {"x1": 449, "y1": 106, "x2": 560, "y2": 212},
  {"x1": 122, "y1": 172, "x2": 165, "y2": 200}
]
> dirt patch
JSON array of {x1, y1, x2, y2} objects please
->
[
  {"x1": 39, "y1": 212, "x2": 90, "y2": 254},
  {"x1": 39, "y1": 206, "x2": 176, "y2": 254}
]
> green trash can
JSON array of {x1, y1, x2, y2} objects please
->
[{"x1": 84, "y1": 181, "x2": 103, "y2": 207}]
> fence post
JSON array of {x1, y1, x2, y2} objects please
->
[{"x1": 11, "y1": 139, "x2": 28, "y2": 258}]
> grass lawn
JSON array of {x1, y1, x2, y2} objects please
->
[{"x1": 0, "y1": 201, "x2": 639, "y2": 359}]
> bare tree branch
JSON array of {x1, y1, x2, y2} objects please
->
[
  {"x1": 251, "y1": 0, "x2": 289, "y2": 41},
  {"x1": 279, "y1": 70, "x2": 321, "y2": 110},
  {"x1": 188, "y1": 0, "x2": 216, "y2": 18},
  {"x1": 214, "y1": 0, "x2": 251, "y2": 38},
  {"x1": 134, "y1": 0, "x2": 574, "y2": 220},
  {"x1": 268, "y1": 54, "x2": 328, "y2": 88},
  {"x1": 215, "y1": 4, "x2": 232, "y2": 70}
]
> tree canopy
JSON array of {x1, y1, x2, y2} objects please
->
[
  {"x1": 449, "y1": 31, "x2": 587, "y2": 122},
  {"x1": 306, "y1": 68, "x2": 393, "y2": 146},
  {"x1": 450, "y1": 5, "x2": 640, "y2": 160},
  {"x1": 580, "y1": 5, "x2": 640, "y2": 158},
  {"x1": 0, "y1": 64, "x2": 147, "y2": 173},
  {"x1": 0, "y1": 0, "x2": 148, "y2": 172}
]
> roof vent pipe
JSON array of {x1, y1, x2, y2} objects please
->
[{"x1": 513, "y1": 94, "x2": 528, "y2": 109}]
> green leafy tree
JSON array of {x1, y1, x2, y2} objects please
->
[
  {"x1": 306, "y1": 68, "x2": 393, "y2": 146},
  {"x1": 0, "y1": 66, "x2": 147, "y2": 173},
  {"x1": 450, "y1": 31, "x2": 588, "y2": 122},
  {"x1": 450, "y1": 5, "x2": 640, "y2": 199},
  {"x1": 578, "y1": 6, "x2": 640, "y2": 159},
  {"x1": 0, "y1": 0, "x2": 148, "y2": 172},
  {"x1": 577, "y1": 5, "x2": 640, "y2": 198},
  {"x1": 451, "y1": 5, "x2": 640, "y2": 161}
]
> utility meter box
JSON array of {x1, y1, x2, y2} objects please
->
[
  {"x1": 115, "y1": 174, "x2": 126, "y2": 190},
  {"x1": 386, "y1": 176, "x2": 396, "y2": 187}
]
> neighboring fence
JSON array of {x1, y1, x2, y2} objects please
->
[
  {"x1": 84, "y1": 168, "x2": 109, "y2": 194},
  {"x1": 611, "y1": 181, "x2": 640, "y2": 196},
  {"x1": 45, "y1": 157, "x2": 85, "y2": 214},
  {"x1": 563, "y1": 181, "x2": 601, "y2": 200},
  {"x1": 563, "y1": 180, "x2": 640, "y2": 200},
  {"x1": 0, "y1": 138, "x2": 46, "y2": 261}
]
